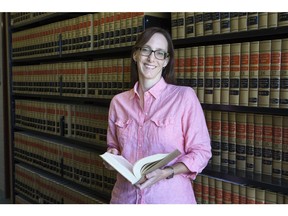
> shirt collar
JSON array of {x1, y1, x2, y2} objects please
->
[{"x1": 130, "y1": 77, "x2": 167, "y2": 100}]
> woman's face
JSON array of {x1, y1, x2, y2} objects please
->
[{"x1": 133, "y1": 33, "x2": 170, "y2": 83}]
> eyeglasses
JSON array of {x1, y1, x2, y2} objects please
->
[{"x1": 138, "y1": 47, "x2": 169, "y2": 60}]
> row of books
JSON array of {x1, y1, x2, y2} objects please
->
[
  {"x1": 171, "y1": 12, "x2": 288, "y2": 40},
  {"x1": 10, "y1": 12, "x2": 53, "y2": 26},
  {"x1": 15, "y1": 100, "x2": 109, "y2": 146},
  {"x1": 204, "y1": 110, "x2": 288, "y2": 179},
  {"x1": 12, "y1": 12, "x2": 167, "y2": 59},
  {"x1": 193, "y1": 174, "x2": 288, "y2": 204},
  {"x1": 14, "y1": 163, "x2": 108, "y2": 204},
  {"x1": 14, "y1": 131, "x2": 116, "y2": 195},
  {"x1": 175, "y1": 38, "x2": 288, "y2": 108},
  {"x1": 12, "y1": 58, "x2": 131, "y2": 99}
]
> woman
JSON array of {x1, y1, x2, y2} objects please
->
[{"x1": 105, "y1": 27, "x2": 211, "y2": 204}]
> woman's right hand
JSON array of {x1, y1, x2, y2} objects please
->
[{"x1": 103, "y1": 148, "x2": 119, "y2": 170}]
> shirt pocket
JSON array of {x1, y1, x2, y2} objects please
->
[
  {"x1": 150, "y1": 117, "x2": 176, "y2": 146},
  {"x1": 114, "y1": 119, "x2": 132, "y2": 147}
]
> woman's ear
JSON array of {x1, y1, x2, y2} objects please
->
[
  {"x1": 163, "y1": 56, "x2": 170, "y2": 68},
  {"x1": 133, "y1": 52, "x2": 138, "y2": 62}
]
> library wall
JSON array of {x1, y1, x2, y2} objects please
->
[{"x1": 7, "y1": 12, "x2": 288, "y2": 204}]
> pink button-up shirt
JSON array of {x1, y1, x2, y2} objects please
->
[{"x1": 107, "y1": 77, "x2": 211, "y2": 204}]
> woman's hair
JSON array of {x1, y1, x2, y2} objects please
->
[{"x1": 131, "y1": 27, "x2": 175, "y2": 85}]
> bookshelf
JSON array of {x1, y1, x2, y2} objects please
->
[{"x1": 7, "y1": 12, "x2": 288, "y2": 204}]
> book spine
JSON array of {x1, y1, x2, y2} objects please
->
[
  {"x1": 208, "y1": 177, "x2": 216, "y2": 204},
  {"x1": 238, "y1": 12, "x2": 248, "y2": 32},
  {"x1": 221, "y1": 44, "x2": 230, "y2": 105},
  {"x1": 236, "y1": 113, "x2": 247, "y2": 171},
  {"x1": 268, "y1": 12, "x2": 278, "y2": 28},
  {"x1": 202, "y1": 175, "x2": 209, "y2": 204},
  {"x1": 246, "y1": 113, "x2": 255, "y2": 172},
  {"x1": 220, "y1": 13, "x2": 230, "y2": 34},
  {"x1": 282, "y1": 116, "x2": 288, "y2": 180},
  {"x1": 197, "y1": 46, "x2": 205, "y2": 103},
  {"x1": 204, "y1": 45, "x2": 214, "y2": 104},
  {"x1": 213, "y1": 45, "x2": 222, "y2": 104},
  {"x1": 254, "y1": 114, "x2": 263, "y2": 174},
  {"x1": 215, "y1": 179, "x2": 223, "y2": 204},
  {"x1": 230, "y1": 12, "x2": 239, "y2": 33},
  {"x1": 262, "y1": 115, "x2": 273, "y2": 175},
  {"x1": 229, "y1": 43, "x2": 241, "y2": 105},
  {"x1": 193, "y1": 175, "x2": 202, "y2": 204},
  {"x1": 203, "y1": 12, "x2": 213, "y2": 36},
  {"x1": 232, "y1": 184, "x2": 240, "y2": 204},
  {"x1": 221, "y1": 112, "x2": 229, "y2": 167},
  {"x1": 272, "y1": 115, "x2": 283, "y2": 178},
  {"x1": 270, "y1": 39, "x2": 282, "y2": 108},
  {"x1": 195, "y1": 12, "x2": 204, "y2": 37},
  {"x1": 191, "y1": 47, "x2": 199, "y2": 91},
  {"x1": 248, "y1": 41, "x2": 260, "y2": 106},
  {"x1": 212, "y1": 111, "x2": 221, "y2": 166},
  {"x1": 278, "y1": 12, "x2": 288, "y2": 27},
  {"x1": 178, "y1": 48, "x2": 185, "y2": 85},
  {"x1": 280, "y1": 38, "x2": 288, "y2": 108},
  {"x1": 239, "y1": 185, "x2": 247, "y2": 204},
  {"x1": 228, "y1": 112, "x2": 237, "y2": 169},
  {"x1": 258, "y1": 12, "x2": 268, "y2": 29},
  {"x1": 246, "y1": 186, "x2": 256, "y2": 204},
  {"x1": 223, "y1": 181, "x2": 232, "y2": 204},
  {"x1": 185, "y1": 12, "x2": 195, "y2": 38},
  {"x1": 255, "y1": 188, "x2": 265, "y2": 204},
  {"x1": 239, "y1": 42, "x2": 250, "y2": 106},
  {"x1": 212, "y1": 12, "x2": 221, "y2": 35},
  {"x1": 265, "y1": 190, "x2": 277, "y2": 204},
  {"x1": 184, "y1": 47, "x2": 192, "y2": 86},
  {"x1": 177, "y1": 12, "x2": 185, "y2": 39},
  {"x1": 247, "y1": 12, "x2": 258, "y2": 30},
  {"x1": 171, "y1": 12, "x2": 178, "y2": 40}
]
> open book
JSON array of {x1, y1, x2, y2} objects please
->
[{"x1": 100, "y1": 149, "x2": 181, "y2": 184}]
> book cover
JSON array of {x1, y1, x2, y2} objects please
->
[
  {"x1": 221, "y1": 44, "x2": 230, "y2": 105},
  {"x1": 248, "y1": 41, "x2": 259, "y2": 107},
  {"x1": 212, "y1": 12, "x2": 220, "y2": 35},
  {"x1": 185, "y1": 12, "x2": 195, "y2": 38},
  {"x1": 254, "y1": 114, "x2": 263, "y2": 174},
  {"x1": 239, "y1": 42, "x2": 250, "y2": 106},
  {"x1": 201, "y1": 175, "x2": 209, "y2": 204},
  {"x1": 204, "y1": 45, "x2": 214, "y2": 104},
  {"x1": 272, "y1": 115, "x2": 283, "y2": 178},
  {"x1": 230, "y1": 12, "x2": 239, "y2": 33},
  {"x1": 221, "y1": 111, "x2": 229, "y2": 167},
  {"x1": 246, "y1": 113, "x2": 255, "y2": 172},
  {"x1": 100, "y1": 149, "x2": 181, "y2": 185},
  {"x1": 215, "y1": 179, "x2": 223, "y2": 204},
  {"x1": 258, "y1": 12, "x2": 268, "y2": 29},
  {"x1": 238, "y1": 13, "x2": 248, "y2": 32},
  {"x1": 268, "y1": 12, "x2": 278, "y2": 28},
  {"x1": 197, "y1": 46, "x2": 205, "y2": 103},
  {"x1": 280, "y1": 38, "x2": 288, "y2": 108},
  {"x1": 262, "y1": 115, "x2": 273, "y2": 175},
  {"x1": 211, "y1": 111, "x2": 221, "y2": 166},
  {"x1": 270, "y1": 39, "x2": 282, "y2": 108},
  {"x1": 203, "y1": 12, "x2": 213, "y2": 36},
  {"x1": 228, "y1": 112, "x2": 236, "y2": 169},
  {"x1": 258, "y1": 40, "x2": 271, "y2": 107},
  {"x1": 229, "y1": 43, "x2": 241, "y2": 105},
  {"x1": 213, "y1": 45, "x2": 222, "y2": 104},
  {"x1": 177, "y1": 12, "x2": 185, "y2": 39},
  {"x1": 195, "y1": 12, "x2": 204, "y2": 37},
  {"x1": 236, "y1": 113, "x2": 247, "y2": 171}
]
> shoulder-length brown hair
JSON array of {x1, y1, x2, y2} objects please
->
[{"x1": 131, "y1": 27, "x2": 175, "y2": 85}]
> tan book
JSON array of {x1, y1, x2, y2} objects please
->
[
  {"x1": 171, "y1": 12, "x2": 178, "y2": 40},
  {"x1": 125, "y1": 12, "x2": 132, "y2": 47},
  {"x1": 213, "y1": 45, "x2": 222, "y2": 104},
  {"x1": 246, "y1": 186, "x2": 256, "y2": 204},
  {"x1": 258, "y1": 12, "x2": 268, "y2": 29},
  {"x1": 238, "y1": 12, "x2": 248, "y2": 32},
  {"x1": 204, "y1": 45, "x2": 214, "y2": 104},
  {"x1": 223, "y1": 181, "x2": 232, "y2": 204},
  {"x1": 228, "y1": 112, "x2": 237, "y2": 169},
  {"x1": 93, "y1": 13, "x2": 99, "y2": 50},
  {"x1": 120, "y1": 13, "x2": 127, "y2": 47},
  {"x1": 111, "y1": 59, "x2": 118, "y2": 97},
  {"x1": 215, "y1": 179, "x2": 223, "y2": 204},
  {"x1": 195, "y1": 12, "x2": 204, "y2": 37},
  {"x1": 239, "y1": 185, "x2": 247, "y2": 204},
  {"x1": 114, "y1": 12, "x2": 121, "y2": 48},
  {"x1": 255, "y1": 188, "x2": 265, "y2": 204},
  {"x1": 254, "y1": 114, "x2": 263, "y2": 174},
  {"x1": 99, "y1": 12, "x2": 105, "y2": 49},
  {"x1": 230, "y1": 12, "x2": 239, "y2": 33},
  {"x1": 201, "y1": 175, "x2": 209, "y2": 204},
  {"x1": 123, "y1": 58, "x2": 131, "y2": 91},
  {"x1": 278, "y1": 12, "x2": 288, "y2": 27},
  {"x1": 203, "y1": 12, "x2": 213, "y2": 36},
  {"x1": 117, "y1": 58, "x2": 123, "y2": 94},
  {"x1": 212, "y1": 111, "x2": 221, "y2": 166},
  {"x1": 282, "y1": 116, "x2": 288, "y2": 180},
  {"x1": 236, "y1": 113, "x2": 247, "y2": 171},
  {"x1": 229, "y1": 43, "x2": 241, "y2": 105},
  {"x1": 177, "y1": 12, "x2": 185, "y2": 39},
  {"x1": 239, "y1": 42, "x2": 250, "y2": 106},
  {"x1": 280, "y1": 38, "x2": 288, "y2": 108},
  {"x1": 220, "y1": 13, "x2": 230, "y2": 34},
  {"x1": 212, "y1": 12, "x2": 221, "y2": 35},
  {"x1": 197, "y1": 46, "x2": 205, "y2": 103},
  {"x1": 272, "y1": 115, "x2": 283, "y2": 178},
  {"x1": 108, "y1": 13, "x2": 115, "y2": 48},
  {"x1": 270, "y1": 39, "x2": 282, "y2": 108},
  {"x1": 205, "y1": 110, "x2": 212, "y2": 138},
  {"x1": 191, "y1": 47, "x2": 198, "y2": 91},
  {"x1": 185, "y1": 12, "x2": 195, "y2": 38},
  {"x1": 131, "y1": 12, "x2": 138, "y2": 45},
  {"x1": 209, "y1": 177, "x2": 216, "y2": 204},
  {"x1": 193, "y1": 175, "x2": 202, "y2": 204},
  {"x1": 178, "y1": 48, "x2": 185, "y2": 85},
  {"x1": 221, "y1": 112, "x2": 229, "y2": 167},
  {"x1": 248, "y1": 41, "x2": 259, "y2": 107},
  {"x1": 232, "y1": 184, "x2": 240, "y2": 204},
  {"x1": 262, "y1": 115, "x2": 273, "y2": 175},
  {"x1": 265, "y1": 190, "x2": 277, "y2": 204},
  {"x1": 221, "y1": 44, "x2": 230, "y2": 105},
  {"x1": 277, "y1": 193, "x2": 284, "y2": 204},
  {"x1": 246, "y1": 113, "x2": 255, "y2": 172},
  {"x1": 184, "y1": 47, "x2": 192, "y2": 86},
  {"x1": 247, "y1": 12, "x2": 258, "y2": 30},
  {"x1": 268, "y1": 12, "x2": 278, "y2": 28}
]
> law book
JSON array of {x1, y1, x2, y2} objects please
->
[
  {"x1": 258, "y1": 40, "x2": 271, "y2": 107},
  {"x1": 232, "y1": 184, "x2": 240, "y2": 204},
  {"x1": 125, "y1": 12, "x2": 132, "y2": 47},
  {"x1": 278, "y1": 12, "x2": 288, "y2": 27},
  {"x1": 184, "y1": 47, "x2": 192, "y2": 87},
  {"x1": 204, "y1": 45, "x2": 214, "y2": 104},
  {"x1": 171, "y1": 12, "x2": 178, "y2": 40},
  {"x1": 223, "y1": 181, "x2": 232, "y2": 204},
  {"x1": 270, "y1": 39, "x2": 282, "y2": 108},
  {"x1": 258, "y1": 12, "x2": 268, "y2": 29},
  {"x1": 113, "y1": 12, "x2": 121, "y2": 48},
  {"x1": 238, "y1": 12, "x2": 248, "y2": 32},
  {"x1": 215, "y1": 179, "x2": 223, "y2": 204},
  {"x1": 208, "y1": 177, "x2": 216, "y2": 204},
  {"x1": 195, "y1": 12, "x2": 204, "y2": 37},
  {"x1": 197, "y1": 46, "x2": 205, "y2": 103},
  {"x1": 230, "y1": 12, "x2": 239, "y2": 33},
  {"x1": 255, "y1": 188, "x2": 265, "y2": 204},
  {"x1": 220, "y1": 13, "x2": 230, "y2": 34},
  {"x1": 185, "y1": 12, "x2": 195, "y2": 38},
  {"x1": 239, "y1": 185, "x2": 247, "y2": 204},
  {"x1": 190, "y1": 47, "x2": 198, "y2": 91},
  {"x1": 211, "y1": 111, "x2": 221, "y2": 166},
  {"x1": 201, "y1": 175, "x2": 209, "y2": 204},
  {"x1": 262, "y1": 115, "x2": 273, "y2": 175},
  {"x1": 268, "y1": 12, "x2": 278, "y2": 28},
  {"x1": 213, "y1": 44, "x2": 222, "y2": 104},
  {"x1": 282, "y1": 116, "x2": 288, "y2": 180},
  {"x1": 272, "y1": 115, "x2": 283, "y2": 178},
  {"x1": 177, "y1": 12, "x2": 185, "y2": 39},
  {"x1": 254, "y1": 114, "x2": 263, "y2": 174},
  {"x1": 193, "y1": 175, "x2": 202, "y2": 204},
  {"x1": 265, "y1": 190, "x2": 277, "y2": 204},
  {"x1": 280, "y1": 38, "x2": 288, "y2": 108},
  {"x1": 221, "y1": 111, "x2": 229, "y2": 167},
  {"x1": 246, "y1": 186, "x2": 256, "y2": 204},
  {"x1": 100, "y1": 149, "x2": 181, "y2": 185},
  {"x1": 203, "y1": 12, "x2": 213, "y2": 36},
  {"x1": 221, "y1": 44, "x2": 230, "y2": 105},
  {"x1": 248, "y1": 41, "x2": 259, "y2": 107},
  {"x1": 229, "y1": 43, "x2": 241, "y2": 105},
  {"x1": 247, "y1": 12, "x2": 258, "y2": 30},
  {"x1": 239, "y1": 42, "x2": 250, "y2": 106},
  {"x1": 108, "y1": 13, "x2": 115, "y2": 48},
  {"x1": 228, "y1": 112, "x2": 237, "y2": 169},
  {"x1": 246, "y1": 113, "x2": 255, "y2": 172},
  {"x1": 178, "y1": 48, "x2": 185, "y2": 85},
  {"x1": 212, "y1": 12, "x2": 221, "y2": 35},
  {"x1": 236, "y1": 113, "x2": 247, "y2": 171}
]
